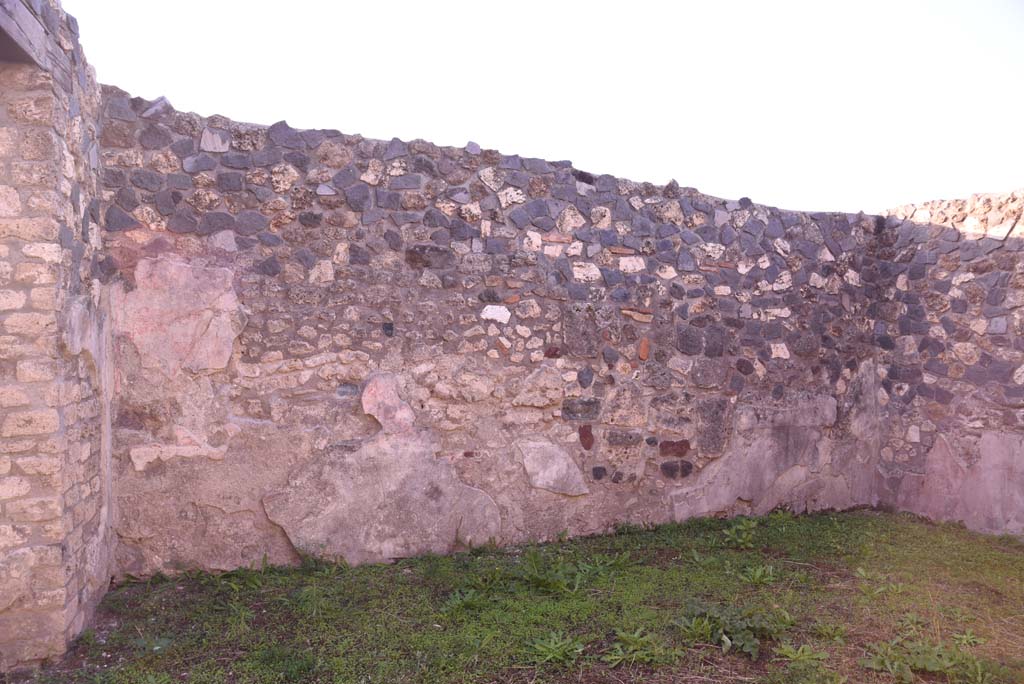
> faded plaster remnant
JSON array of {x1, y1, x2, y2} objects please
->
[
  {"x1": 517, "y1": 440, "x2": 589, "y2": 496},
  {"x1": 361, "y1": 373, "x2": 416, "y2": 434},
  {"x1": 129, "y1": 425, "x2": 239, "y2": 471},
  {"x1": 671, "y1": 395, "x2": 872, "y2": 520},
  {"x1": 111, "y1": 258, "x2": 245, "y2": 378},
  {"x1": 895, "y1": 433, "x2": 1024, "y2": 536},
  {"x1": 263, "y1": 373, "x2": 501, "y2": 565}
]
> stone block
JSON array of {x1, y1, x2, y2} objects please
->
[
  {"x1": 2, "y1": 409, "x2": 60, "y2": 437},
  {"x1": 0, "y1": 217, "x2": 58, "y2": 240}
]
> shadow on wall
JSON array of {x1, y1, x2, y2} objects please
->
[{"x1": 867, "y1": 203, "x2": 1024, "y2": 535}]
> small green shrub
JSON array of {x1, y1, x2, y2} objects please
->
[
  {"x1": 896, "y1": 612, "x2": 926, "y2": 636},
  {"x1": 511, "y1": 549, "x2": 630, "y2": 596},
  {"x1": 200, "y1": 566, "x2": 264, "y2": 595},
  {"x1": 466, "y1": 565, "x2": 508, "y2": 594},
  {"x1": 293, "y1": 579, "x2": 328, "y2": 618},
  {"x1": 515, "y1": 550, "x2": 585, "y2": 595},
  {"x1": 218, "y1": 599, "x2": 254, "y2": 636}
]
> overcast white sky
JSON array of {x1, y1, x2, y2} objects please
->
[{"x1": 62, "y1": 0, "x2": 1023, "y2": 213}]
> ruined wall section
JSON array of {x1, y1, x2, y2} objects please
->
[
  {"x1": 872, "y1": 192, "x2": 1024, "y2": 534},
  {"x1": 0, "y1": 0, "x2": 1021, "y2": 673},
  {"x1": 97, "y1": 91, "x2": 884, "y2": 578},
  {"x1": 0, "y1": 0, "x2": 109, "y2": 671}
]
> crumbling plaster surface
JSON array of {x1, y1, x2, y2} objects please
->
[
  {"x1": 111, "y1": 258, "x2": 245, "y2": 378},
  {"x1": 264, "y1": 373, "x2": 502, "y2": 566},
  {"x1": 893, "y1": 432, "x2": 1024, "y2": 537}
]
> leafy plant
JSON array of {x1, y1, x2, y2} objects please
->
[
  {"x1": 201, "y1": 566, "x2": 264, "y2": 595},
  {"x1": 854, "y1": 567, "x2": 907, "y2": 598},
  {"x1": 525, "y1": 553, "x2": 583, "y2": 594},
  {"x1": 740, "y1": 564, "x2": 777, "y2": 585},
  {"x1": 723, "y1": 518, "x2": 758, "y2": 550},
  {"x1": 958, "y1": 657, "x2": 1003, "y2": 684},
  {"x1": 687, "y1": 548, "x2": 715, "y2": 567},
  {"x1": 294, "y1": 579, "x2": 328, "y2": 619},
  {"x1": 614, "y1": 521, "x2": 650, "y2": 536},
  {"x1": 675, "y1": 600, "x2": 791, "y2": 659},
  {"x1": 853, "y1": 566, "x2": 879, "y2": 581},
  {"x1": 860, "y1": 640, "x2": 915, "y2": 683},
  {"x1": 896, "y1": 612, "x2": 926, "y2": 636},
  {"x1": 466, "y1": 565, "x2": 508, "y2": 594},
  {"x1": 219, "y1": 599, "x2": 254, "y2": 636},
  {"x1": 775, "y1": 643, "x2": 828, "y2": 664},
  {"x1": 577, "y1": 552, "x2": 632, "y2": 579},
  {"x1": 813, "y1": 622, "x2": 847, "y2": 645},
  {"x1": 860, "y1": 638, "x2": 1010, "y2": 684},
  {"x1": 512, "y1": 549, "x2": 629, "y2": 596},
  {"x1": 953, "y1": 629, "x2": 984, "y2": 647},
  {"x1": 944, "y1": 605, "x2": 974, "y2": 624},
  {"x1": 441, "y1": 588, "x2": 488, "y2": 613},
  {"x1": 676, "y1": 615, "x2": 715, "y2": 644},
  {"x1": 779, "y1": 664, "x2": 848, "y2": 684},
  {"x1": 601, "y1": 628, "x2": 676, "y2": 667},
  {"x1": 527, "y1": 630, "x2": 586, "y2": 666}
]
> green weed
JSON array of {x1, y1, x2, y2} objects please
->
[{"x1": 527, "y1": 630, "x2": 587, "y2": 667}]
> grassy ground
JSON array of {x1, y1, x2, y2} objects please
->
[{"x1": 22, "y1": 510, "x2": 1024, "y2": 684}]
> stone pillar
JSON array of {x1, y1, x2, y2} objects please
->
[
  {"x1": 0, "y1": 59, "x2": 69, "y2": 671},
  {"x1": 0, "y1": 1, "x2": 111, "y2": 671}
]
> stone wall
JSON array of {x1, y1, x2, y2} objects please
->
[
  {"x1": 873, "y1": 192, "x2": 1024, "y2": 535},
  {"x1": 0, "y1": 0, "x2": 111, "y2": 672},
  {"x1": 90, "y1": 92, "x2": 1023, "y2": 581},
  {"x1": 1, "y1": 0, "x2": 1022, "y2": 674},
  {"x1": 82, "y1": 94, "x2": 1024, "y2": 577},
  {"x1": 95, "y1": 94, "x2": 894, "y2": 578}
]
